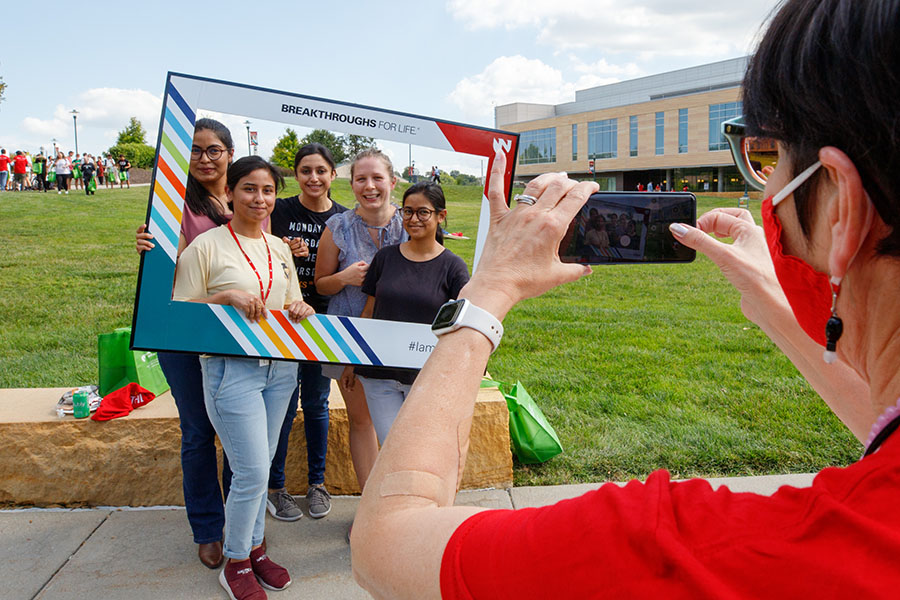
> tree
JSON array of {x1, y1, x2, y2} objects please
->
[
  {"x1": 270, "y1": 128, "x2": 301, "y2": 170},
  {"x1": 343, "y1": 134, "x2": 375, "y2": 158},
  {"x1": 117, "y1": 117, "x2": 147, "y2": 145},
  {"x1": 107, "y1": 117, "x2": 154, "y2": 167},
  {"x1": 301, "y1": 129, "x2": 346, "y2": 164},
  {"x1": 107, "y1": 142, "x2": 156, "y2": 168},
  {"x1": 0, "y1": 75, "x2": 6, "y2": 106}
]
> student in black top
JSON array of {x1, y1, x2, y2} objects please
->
[
  {"x1": 354, "y1": 182, "x2": 469, "y2": 443},
  {"x1": 117, "y1": 154, "x2": 131, "y2": 189},
  {"x1": 266, "y1": 143, "x2": 347, "y2": 519},
  {"x1": 81, "y1": 160, "x2": 96, "y2": 195}
]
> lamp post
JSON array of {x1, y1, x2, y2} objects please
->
[
  {"x1": 244, "y1": 120, "x2": 252, "y2": 156},
  {"x1": 51, "y1": 138, "x2": 58, "y2": 157},
  {"x1": 70, "y1": 109, "x2": 79, "y2": 155}
]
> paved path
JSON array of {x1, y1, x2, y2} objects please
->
[{"x1": 1, "y1": 474, "x2": 815, "y2": 600}]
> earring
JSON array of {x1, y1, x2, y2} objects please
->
[{"x1": 823, "y1": 277, "x2": 843, "y2": 364}]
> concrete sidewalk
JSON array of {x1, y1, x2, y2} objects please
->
[{"x1": 1, "y1": 473, "x2": 815, "y2": 600}]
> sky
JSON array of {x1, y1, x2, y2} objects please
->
[{"x1": 0, "y1": 0, "x2": 777, "y2": 176}]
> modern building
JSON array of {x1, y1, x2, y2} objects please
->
[{"x1": 495, "y1": 57, "x2": 749, "y2": 192}]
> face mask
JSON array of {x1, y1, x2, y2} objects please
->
[{"x1": 760, "y1": 161, "x2": 839, "y2": 347}]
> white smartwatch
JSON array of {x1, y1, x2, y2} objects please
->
[{"x1": 431, "y1": 299, "x2": 504, "y2": 352}]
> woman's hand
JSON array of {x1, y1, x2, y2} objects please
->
[
  {"x1": 286, "y1": 300, "x2": 315, "y2": 322},
  {"x1": 459, "y1": 152, "x2": 599, "y2": 320},
  {"x1": 340, "y1": 366, "x2": 357, "y2": 391},
  {"x1": 283, "y1": 236, "x2": 309, "y2": 258},
  {"x1": 339, "y1": 261, "x2": 369, "y2": 288},
  {"x1": 136, "y1": 224, "x2": 155, "y2": 254},
  {"x1": 668, "y1": 207, "x2": 784, "y2": 325},
  {"x1": 228, "y1": 290, "x2": 268, "y2": 322}
]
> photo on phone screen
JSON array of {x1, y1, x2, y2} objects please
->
[{"x1": 559, "y1": 192, "x2": 696, "y2": 264}]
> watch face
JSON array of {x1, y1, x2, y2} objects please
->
[{"x1": 432, "y1": 300, "x2": 465, "y2": 330}]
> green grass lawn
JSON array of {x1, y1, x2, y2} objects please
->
[{"x1": 0, "y1": 180, "x2": 861, "y2": 485}]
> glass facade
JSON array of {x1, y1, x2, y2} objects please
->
[
  {"x1": 629, "y1": 116, "x2": 638, "y2": 157},
  {"x1": 572, "y1": 124, "x2": 577, "y2": 161},
  {"x1": 518, "y1": 127, "x2": 556, "y2": 164},
  {"x1": 678, "y1": 108, "x2": 688, "y2": 153},
  {"x1": 709, "y1": 101, "x2": 742, "y2": 151},
  {"x1": 655, "y1": 112, "x2": 664, "y2": 155},
  {"x1": 587, "y1": 118, "x2": 617, "y2": 160}
]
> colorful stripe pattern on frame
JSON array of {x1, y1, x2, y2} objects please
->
[
  {"x1": 148, "y1": 81, "x2": 195, "y2": 263},
  {"x1": 208, "y1": 305, "x2": 385, "y2": 365}
]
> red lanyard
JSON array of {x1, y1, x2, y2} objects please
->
[{"x1": 227, "y1": 223, "x2": 273, "y2": 304}]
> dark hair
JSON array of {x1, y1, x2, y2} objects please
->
[
  {"x1": 184, "y1": 118, "x2": 234, "y2": 226},
  {"x1": 293, "y1": 143, "x2": 336, "y2": 172},
  {"x1": 403, "y1": 182, "x2": 446, "y2": 244},
  {"x1": 743, "y1": 0, "x2": 900, "y2": 255},
  {"x1": 226, "y1": 156, "x2": 285, "y2": 194}
]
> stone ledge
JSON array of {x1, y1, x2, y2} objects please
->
[{"x1": 0, "y1": 383, "x2": 512, "y2": 507}]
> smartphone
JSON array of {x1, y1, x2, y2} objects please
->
[{"x1": 559, "y1": 192, "x2": 696, "y2": 264}]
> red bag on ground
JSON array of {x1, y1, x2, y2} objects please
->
[{"x1": 91, "y1": 383, "x2": 156, "y2": 421}]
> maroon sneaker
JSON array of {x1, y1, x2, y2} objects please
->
[
  {"x1": 219, "y1": 559, "x2": 267, "y2": 600},
  {"x1": 250, "y1": 546, "x2": 292, "y2": 591}
]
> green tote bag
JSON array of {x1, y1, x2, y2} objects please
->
[
  {"x1": 98, "y1": 327, "x2": 170, "y2": 397},
  {"x1": 481, "y1": 379, "x2": 563, "y2": 464}
]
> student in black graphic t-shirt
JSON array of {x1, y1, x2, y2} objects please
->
[
  {"x1": 354, "y1": 182, "x2": 469, "y2": 444},
  {"x1": 266, "y1": 143, "x2": 347, "y2": 519}
]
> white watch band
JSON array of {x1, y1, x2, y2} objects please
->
[{"x1": 431, "y1": 299, "x2": 504, "y2": 352}]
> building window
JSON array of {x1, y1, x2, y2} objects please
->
[
  {"x1": 629, "y1": 116, "x2": 638, "y2": 157},
  {"x1": 709, "y1": 101, "x2": 742, "y2": 151},
  {"x1": 678, "y1": 108, "x2": 688, "y2": 154},
  {"x1": 572, "y1": 124, "x2": 578, "y2": 161},
  {"x1": 655, "y1": 112, "x2": 664, "y2": 155},
  {"x1": 518, "y1": 127, "x2": 556, "y2": 164},
  {"x1": 587, "y1": 118, "x2": 617, "y2": 160}
]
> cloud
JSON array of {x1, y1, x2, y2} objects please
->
[
  {"x1": 447, "y1": 0, "x2": 772, "y2": 58},
  {"x1": 22, "y1": 88, "x2": 162, "y2": 146},
  {"x1": 449, "y1": 55, "x2": 647, "y2": 121},
  {"x1": 449, "y1": 56, "x2": 581, "y2": 121}
]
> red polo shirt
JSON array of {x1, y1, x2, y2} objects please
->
[{"x1": 442, "y1": 435, "x2": 900, "y2": 598}]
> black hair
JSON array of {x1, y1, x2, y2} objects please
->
[
  {"x1": 184, "y1": 118, "x2": 234, "y2": 226},
  {"x1": 743, "y1": 0, "x2": 900, "y2": 255},
  {"x1": 403, "y1": 181, "x2": 446, "y2": 245},
  {"x1": 293, "y1": 143, "x2": 336, "y2": 172},
  {"x1": 226, "y1": 156, "x2": 285, "y2": 195}
]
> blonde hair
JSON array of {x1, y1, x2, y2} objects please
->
[{"x1": 350, "y1": 148, "x2": 394, "y2": 180}]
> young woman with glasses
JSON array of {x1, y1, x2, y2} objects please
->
[{"x1": 355, "y1": 182, "x2": 469, "y2": 444}]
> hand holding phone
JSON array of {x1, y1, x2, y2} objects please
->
[{"x1": 559, "y1": 192, "x2": 696, "y2": 264}]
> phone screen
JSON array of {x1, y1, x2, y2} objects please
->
[{"x1": 559, "y1": 192, "x2": 696, "y2": 264}]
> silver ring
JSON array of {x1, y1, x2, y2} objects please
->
[{"x1": 514, "y1": 194, "x2": 537, "y2": 206}]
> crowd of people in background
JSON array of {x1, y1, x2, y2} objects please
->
[{"x1": 0, "y1": 147, "x2": 131, "y2": 193}]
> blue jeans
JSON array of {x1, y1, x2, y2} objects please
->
[
  {"x1": 0, "y1": 170, "x2": 7, "y2": 190},
  {"x1": 157, "y1": 352, "x2": 232, "y2": 544},
  {"x1": 201, "y1": 356, "x2": 298, "y2": 559},
  {"x1": 357, "y1": 376, "x2": 412, "y2": 445},
  {"x1": 269, "y1": 362, "x2": 331, "y2": 489}
]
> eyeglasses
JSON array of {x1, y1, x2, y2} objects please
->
[
  {"x1": 721, "y1": 116, "x2": 779, "y2": 192},
  {"x1": 401, "y1": 207, "x2": 436, "y2": 220},
  {"x1": 190, "y1": 145, "x2": 226, "y2": 161}
]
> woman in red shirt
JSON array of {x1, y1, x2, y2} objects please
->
[{"x1": 350, "y1": 1, "x2": 900, "y2": 598}]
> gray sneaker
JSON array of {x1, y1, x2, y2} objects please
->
[
  {"x1": 266, "y1": 489, "x2": 303, "y2": 522},
  {"x1": 306, "y1": 484, "x2": 332, "y2": 519}
]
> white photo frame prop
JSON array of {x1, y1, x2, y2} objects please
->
[{"x1": 131, "y1": 72, "x2": 518, "y2": 369}]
